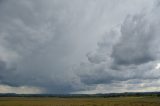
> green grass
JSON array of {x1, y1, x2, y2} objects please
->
[{"x1": 0, "y1": 97, "x2": 159, "y2": 106}]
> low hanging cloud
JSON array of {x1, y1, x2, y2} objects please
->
[{"x1": 0, "y1": 0, "x2": 159, "y2": 94}]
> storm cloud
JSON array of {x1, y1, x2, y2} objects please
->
[{"x1": 0, "y1": 0, "x2": 160, "y2": 94}]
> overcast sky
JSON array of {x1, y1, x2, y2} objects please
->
[{"x1": 0, "y1": 0, "x2": 160, "y2": 94}]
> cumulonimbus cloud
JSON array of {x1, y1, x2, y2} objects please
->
[{"x1": 0, "y1": 0, "x2": 159, "y2": 94}]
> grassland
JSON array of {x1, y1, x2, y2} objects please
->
[{"x1": 0, "y1": 97, "x2": 159, "y2": 106}]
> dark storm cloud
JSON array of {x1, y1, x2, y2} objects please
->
[
  {"x1": 112, "y1": 15, "x2": 155, "y2": 66},
  {"x1": 1, "y1": 0, "x2": 122, "y2": 93},
  {"x1": 0, "y1": 60, "x2": 8, "y2": 83},
  {"x1": 0, "y1": 59, "x2": 18, "y2": 87},
  {"x1": 0, "y1": 0, "x2": 83, "y2": 93},
  {"x1": 0, "y1": 0, "x2": 159, "y2": 94},
  {"x1": 76, "y1": 1, "x2": 160, "y2": 93},
  {"x1": 0, "y1": 60, "x2": 6, "y2": 72},
  {"x1": 87, "y1": 52, "x2": 106, "y2": 64}
]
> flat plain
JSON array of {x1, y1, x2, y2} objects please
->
[{"x1": 0, "y1": 97, "x2": 159, "y2": 106}]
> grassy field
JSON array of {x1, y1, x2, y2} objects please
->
[{"x1": 0, "y1": 97, "x2": 159, "y2": 106}]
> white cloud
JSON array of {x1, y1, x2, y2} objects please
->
[
  {"x1": 155, "y1": 63, "x2": 160, "y2": 70},
  {"x1": 0, "y1": 84, "x2": 43, "y2": 94}
]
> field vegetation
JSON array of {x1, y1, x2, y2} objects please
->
[{"x1": 0, "y1": 97, "x2": 159, "y2": 106}]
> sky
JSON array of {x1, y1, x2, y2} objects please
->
[{"x1": 0, "y1": 0, "x2": 160, "y2": 94}]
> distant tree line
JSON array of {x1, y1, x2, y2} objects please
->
[{"x1": 0, "y1": 92, "x2": 160, "y2": 97}]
